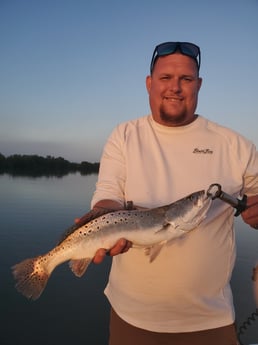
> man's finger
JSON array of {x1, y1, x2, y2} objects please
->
[{"x1": 93, "y1": 248, "x2": 107, "y2": 264}]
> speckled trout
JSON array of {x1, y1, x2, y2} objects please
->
[{"x1": 12, "y1": 190, "x2": 212, "y2": 300}]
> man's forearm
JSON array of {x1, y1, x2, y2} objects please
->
[{"x1": 92, "y1": 199, "x2": 124, "y2": 211}]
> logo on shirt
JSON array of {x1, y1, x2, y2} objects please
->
[{"x1": 193, "y1": 148, "x2": 213, "y2": 154}]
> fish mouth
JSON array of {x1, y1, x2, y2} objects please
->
[
  {"x1": 190, "y1": 196, "x2": 212, "y2": 229},
  {"x1": 195, "y1": 190, "x2": 212, "y2": 216}
]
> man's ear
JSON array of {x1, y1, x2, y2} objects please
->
[
  {"x1": 146, "y1": 75, "x2": 152, "y2": 94},
  {"x1": 197, "y1": 77, "x2": 202, "y2": 91}
]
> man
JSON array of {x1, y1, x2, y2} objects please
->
[{"x1": 79, "y1": 42, "x2": 258, "y2": 344}]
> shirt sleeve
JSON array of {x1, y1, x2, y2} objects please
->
[
  {"x1": 91, "y1": 125, "x2": 126, "y2": 208},
  {"x1": 243, "y1": 143, "x2": 258, "y2": 195}
]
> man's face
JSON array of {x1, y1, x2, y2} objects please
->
[{"x1": 146, "y1": 53, "x2": 202, "y2": 127}]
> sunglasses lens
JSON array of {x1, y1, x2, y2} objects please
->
[
  {"x1": 180, "y1": 43, "x2": 199, "y2": 58},
  {"x1": 157, "y1": 42, "x2": 178, "y2": 56}
]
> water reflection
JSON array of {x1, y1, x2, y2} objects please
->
[{"x1": 0, "y1": 173, "x2": 111, "y2": 345}]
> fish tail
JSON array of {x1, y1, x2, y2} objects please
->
[{"x1": 12, "y1": 256, "x2": 50, "y2": 300}]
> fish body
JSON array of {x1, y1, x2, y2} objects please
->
[{"x1": 12, "y1": 190, "x2": 212, "y2": 300}]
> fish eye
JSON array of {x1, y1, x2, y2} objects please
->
[{"x1": 189, "y1": 194, "x2": 197, "y2": 201}]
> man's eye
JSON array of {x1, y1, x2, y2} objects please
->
[{"x1": 183, "y1": 77, "x2": 193, "y2": 82}]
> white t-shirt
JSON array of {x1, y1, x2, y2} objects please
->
[{"x1": 91, "y1": 115, "x2": 258, "y2": 332}]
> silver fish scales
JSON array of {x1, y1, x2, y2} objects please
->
[{"x1": 12, "y1": 190, "x2": 212, "y2": 300}]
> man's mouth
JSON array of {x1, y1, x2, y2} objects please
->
[{"x1": 163, "y1": 96, "x2": 182, "y2": 102}]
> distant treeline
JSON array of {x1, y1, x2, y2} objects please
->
[{"x1": 0, "y1": 153, "x2": 99, "y2": 177}]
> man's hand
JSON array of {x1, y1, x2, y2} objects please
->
[
  {"x1": 241, "y1": 195, "x2": 258, "y2": 229},
  {"x1": 93, "y1": 238, "x2": 132, "y2": 264}
]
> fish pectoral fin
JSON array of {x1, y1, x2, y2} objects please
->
[
  {"x1": 144, "y1": 240, "x2": 167, "y2": 263},
  {"x1": 155, "y1": 223, "x2": 171, "y2": 233},
  {"x1": 69, "y1": 258, "x2": 92, "y2": 277}
]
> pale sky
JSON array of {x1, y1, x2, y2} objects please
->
[{"x1": 0, "y1": 0, "x2": 257, "y2": 163}]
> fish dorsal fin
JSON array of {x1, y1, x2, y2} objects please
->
[
  {"x1": 69, "y1": 258, "x2": 92, "y2": 277},
  {"x1": 144, "y1": 240, "x2": 167, "y2": 263}
]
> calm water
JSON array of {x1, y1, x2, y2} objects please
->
[{"x1": 0, "y1": 174, "x2": 257, "y2": 345}]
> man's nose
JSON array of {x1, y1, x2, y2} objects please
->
[{"x1": 168, "y1": 78, "x2": 181, "y2": 92}]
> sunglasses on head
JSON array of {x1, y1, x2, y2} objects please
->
[{"x1": 150, "y1": 41, "x2": 201, "y2": 74}]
